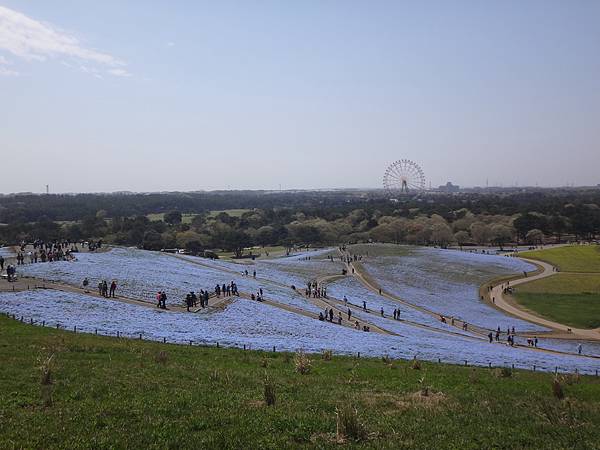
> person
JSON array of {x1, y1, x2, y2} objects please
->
[
  {"x1": 488, "y1": 332, "x2": 493, "y2": 343},
  {"x1": 109, "y1": 280, "x2": 117, "y2": 298},
  {"x1": 343, "y1": 295, "x2": 348, "y2": 305},
  {"x1": 253, "y1": 270, "x2": 256, "y2": 278},
  {"x1": 185, "y1": 293, "x2": 192, "y2": 312},
  {"x1": 578, "y1": 343, "x2": 582, "y2": 355},
  {"x1": 534, "y1": 336, "x2": 538, "y2": 347},
  {"x1": 160, "y1": 291, "x2": 167, "y2": 309},
  {"x1": 495, "y1": 329, "x2": 500, "y2": 342},
  {"x1": 82, "y1": 277, "x2": 89, "y2": 293},
  {"x1": 363, "y1": 301, "x2": 367, "y2": 311},
  {"x1": 329, "y1": 309, "x2": 334, "y2": 322},
  {"x1": 156, "y1": 291, "x2": 162, "y2": 308},
  {"x1": 347, "y1": 308, "x2": 352, "y2": 320},
  {"x1": 0, "y1": 255, "x2": 4, "y2": 272},
  {"x1": 380, "y1": 307, "x2": 384, "y2": 317},
  {"x1": 337, "y1": 312, "x2": 342, "y2": 325},
  {"x1": 318, "y1": 312, "x2": 325, "y2": 321},
  {"x1": 378, "y1": 288, "x2": 382, "y2": 295},
  {"x1": 98, "y1": 281, "x2": 103, "y2": 295}
]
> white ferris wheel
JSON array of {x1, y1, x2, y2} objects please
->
[{"x1": 383, "y1": 159, "x2": 426, "y2": 194}]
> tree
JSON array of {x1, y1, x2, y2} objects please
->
[
  {"x1": 490, "y1": 224, "x2": 513, "y2": 249},
  {"x1": 223, "y1": 230, "x2": 252, "y2": 258},
  {"x1": 470, "y1": 222, "x2": 491, "y2": 245},
  {"x1": 164, "y1": 211, "x2": 182, "y2": 225},
  {"x1": 454, "y1": 230, "x2": 470, "y2": 249},
  {"x1": 525, "y1": 229, "x2": 544, "y2": 245},
  {"x1": 430, "y1": 223, "x2": 453, "y2": 247}
]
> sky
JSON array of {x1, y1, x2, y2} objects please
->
[{"x1": 1, "y1": 1, "x2": 599, "y2": 193}]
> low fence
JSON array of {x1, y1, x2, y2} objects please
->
[{"x1": 2, "y1": 311, "x2": 597, "y2": 377}]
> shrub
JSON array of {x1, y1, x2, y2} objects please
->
[
  {"x1": 410, "y1": 356, "x2": 421, "y2": 370},
  {"x1": 294, "y1": 351, "x2": 312, "y2": 375},
  {"x1": 39, "y1": 354, "x2": 55, "y2": 407},
  {"x1": 493, "y1": 367, "x2": 512, "y2": 378},
  {"x1": 155, "y1": 350, "x2": 168, "y2": 364},
  {"x1": 552, "y1": 377, "x2": 565, "y2": 400},
  {"x1": 260, "y1": 357, "x2": 269, "y2": 368},
  {"x1": 264, "y1": 376, "x2": 276, "y2": 406},
  {"x1": 336, "y1": 403, "x2": 367, "y2": 442},
  {"x1": 322, "y1": 350, "x2": 333, "y2": 361}
]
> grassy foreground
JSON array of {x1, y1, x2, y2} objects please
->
[
  {"x1": 2, "y1": 317, "x2": 600, "y2": 449},
  {"x1": 514, "y1": 274, "x2": 600, "y2": 329},
  {"x1": 520, "y1": 245, "x2": 600, "y2": 273}
]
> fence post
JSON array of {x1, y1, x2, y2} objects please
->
[
  {"x1": 74, "y1": 326, "x2": 77, "y2": 333},
  {"x1": 139, "y1": 333, "x2": 142, "y2": 340},
  {"x1": 30, "y1": 318, "x2": 33, "y2": 324},
  {"x1": 56, "y1": 323, "x2": 59, "y2": 329},
  {"x1": 357, "y1": 352, "x2": 360, "y2": 358},
  {"x1": 488, "y1": 362, "x2": 491, "y2": 368},
  {"x1": 189, "y1": 340, "x2": 193, "y2": 346},
  {"x1": 243, "y1": 344, "x2": 246, "y2": 350},
  {"x1": 533, "y1": 365, "x2": 535, "y2": 371},
  {"x1": 216, "y1": 341, "x2": 219, "y2": 348},
  {"x1": 95, "y1": 328, "x2": 98, "y2": 335},
  {"x1": 117, "y1": 331, "x2": 120, "y2": 338},
  {"x1": 163, "y1": 337, "x2": 166, "y2": 344},
  {"x1": 512, "y1": 364, "x2": 514, "y2": 370},
  {"x1": 464, "y1": 360, "x2": 468, "y2": 366},
  {"x1": 438, "y1": 358, "x2": 441, "y2": 363},
  {"x1": 555, "y1": 367, "x2": 558, "y2": 374},
  {"x1": 272, "y1": 346, "x2": 276, "y2": 353},
  {"x1": 42, "y1": 320, "x2": 45, "y2": 327}
]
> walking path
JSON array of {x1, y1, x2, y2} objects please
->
[{"x1": 489, "y1": 257, "x2": 600, "y2": 341}]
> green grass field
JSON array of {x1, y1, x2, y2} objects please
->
[
  {"x1": 2, "y1": 316, "x2": 600, "y2": 449},
  {"x1": 514, "y1": 274, "x2": 600, "y2": 329},
  {"x1": 207, "y1": 209, "x2": 252, "y2": 218},
  {"x1": 146, "y1": 213, "x2": 198, "y2": 224},
  {"x1": 520, "y1": 245, "x2": 600, "y2": 273}
]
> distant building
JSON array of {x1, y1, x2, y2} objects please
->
[{"x1": 438, "y1": 182, "x2": 460, "y2": 193}]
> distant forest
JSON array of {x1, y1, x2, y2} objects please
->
[{"x1": 1, "y1": 190, "x2": 599, "y2": 254}]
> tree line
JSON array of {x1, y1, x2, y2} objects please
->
[{"x1": 1, "y1": 190, "x2": 599, "y2": 254}]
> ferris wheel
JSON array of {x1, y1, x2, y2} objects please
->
[{"x1": 383, "y1": 159, "x2": 426, "y2": 194}]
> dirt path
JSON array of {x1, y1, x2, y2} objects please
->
[{"x1": 489, "y1": 258, "x2": 600, "y2": 341}]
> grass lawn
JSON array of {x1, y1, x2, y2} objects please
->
[
  {"x1": 520, "y1": 245, "x2": 600, "y2": 273},
  {"x1": 2, "y1": 316, "x2": 600, "y2": 449},
  {"x1": 207, "y1": 209, "x2": 252, "y2": 218},
  {"x1": 514, "y1": 273, "x2": 600, "y2": 329},
  {"x1": 146, "y1": 213, "x2": 198, "y2": 224}
]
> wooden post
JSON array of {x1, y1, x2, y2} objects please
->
[
  {"x1": 139, "y1": 333, "x2": 142, "y2": 340},
  {"x1": 512, "y1": 364, "x2": 514, "y2": 369},
  {"x1": 357, "y1": 352, "x2": 360, "y2": 358},
  {"x1": 189, "y1": 340, "x2": 193, "y2": 346},
  {"x1": 464, "y1": 360, "x2": 468, "y2": 366},
  {"x1": 163, "y1": 337, "x2": 166, "y2": 344},
  {"x1": 216, "y1": 342, "x2": 219, "y2": 348},
  {"x1": 95, "y1": 328, "x2": 98, "y2": 335},
  {"x1": 56, "y1": 323, "x2": 59, "y2": 329},
  {"x1": 30, "y1": 318, "x2": 33, "y2": 324},
  {"x1": 555, "y1": 367, "x2": 558, "y2": 374},
  {"x1": 272, "y1": 346, "x2": 276, "y2": 353},
  {"x1": 117, "y1": 331, "x2": 120, "y2": 338},
  {"x1": 74, "y1": 326, "x2": 77, "y2": 333},
  {"x1": 488, "y1": 362, "x2": 491, "y2": 368},
  {"x1": 533, "y1": 365, "x2": 536, "y2": 371},
  {"x1": 42, "y1": 320, "x2": 45, "y2": 327},
  {"x1": 243, "y1": 344, "x2": 246, "y2": 350}
]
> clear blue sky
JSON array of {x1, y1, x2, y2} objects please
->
[{"x1": 1, "y1": 1, "x2": 599, "y2": 193}]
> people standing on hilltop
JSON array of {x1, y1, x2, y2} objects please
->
[{"x1": 0, "y1": 255, "x2": 4, "y2": 272}]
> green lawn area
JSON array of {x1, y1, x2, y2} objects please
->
[
  {"x1": 520, "y1": 245, "x2": 600, "y2": 273},
  {"x1": 2, "y1": 316, "x2": 600, "y2": 449},
  {"x1": 207, "y1": 208, "x2": 252, "y2": 218},
  {"x1": 146, "y1": 213, "x2": 198, "y2": 224},
  {"x1": 514, "y1": 273, "x2": 600, "y2": 329}
]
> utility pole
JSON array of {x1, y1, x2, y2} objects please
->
[{"x1": 46, "y1": 184, "x2": 49, "y2": 195}]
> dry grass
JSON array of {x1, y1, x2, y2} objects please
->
[
  {"x1": 410, "y1": 356, "x2": 421, "y2": 370},
  {"x1": 294, "y1": 351, "x2": 312, "y2": 375},
  {"x1": 322, "y1": 349, "x2": 333, "y2": 361},
  {"x1": 492, "y1": 367, "x2": 512, "y2": 378},
  {"x1": 263, "y1": 376, "x2": 276, "y2": 406},
  {"x1": 39, "y1": 353, "x2": 55, "y2": 407},
  {"x1": 336, "y1": 403, "x2": 367, "y2": 442},
  {"x1": 552, "y1": 377, "x2": 565, "y2": 400},
  {"x1": 154, "y1": 350, "x2": 168, "y2": 364}
]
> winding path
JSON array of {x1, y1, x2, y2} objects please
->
[{"x1": 489, "y1": 257, "x2": 600, "y2": 341}]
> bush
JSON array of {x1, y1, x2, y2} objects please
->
[
  {"x1": 410, "y1": 356, "x2": 421, "y2": 370},
  {"x1": 39, "y1": 354, "x2": 55, "y2": 407},
  {"x1": 552, "y1": 377, "x2": 565, "y2": 400},
  {"x1": 155, "y1": 350, "x2": 168, "y2": 364},
  {"x1": 294, "y1": 351, "x2": 312, "y2": 375},
  {"x1": 264, "y1": 376, "x2": 276, "y2": 406},
  {"x1": 336, "y1": 403, "x2": 367, "y2": 442},
  {"x1": 322, "y1": 350, "x2": 333, "y2": 361}
]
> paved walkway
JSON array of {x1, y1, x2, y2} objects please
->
[{"x1": 490, "y1": 257, "x2": 600, "y2": 341}]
